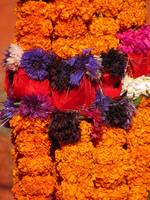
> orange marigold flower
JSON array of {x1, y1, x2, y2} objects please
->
[
  {"x1": 52, "y1": 34, "x2": 119, "y2": 58},
  {"x1": 93, "y1": 145, "x2": 129, "y2": 188},
  {"x1": 93, "y1": 0, "x2": 124, "y2": 17},
  {"x1": 100, "y1": 126, "x2": 127, "y2": 147},
  {"x1": 117, "y1": 1, "x2": 146, "y2": 29},
  {"x1": 54, "y1": 18, "x2": 87, "y2": 38},
  {"x1": 16, "y1": 34, "x2": 51, "y2": 51},
  {"x1": 79, "y1": 120, "x2": 93, "y2": 143},
  {"x1": 93, "y1": 184, "x2": 129, "y2": 200},
  {"x1": 10, "y1": 115, "x2": 50, "y2": 135},
  {"x1": 14, "y1": 132, "x2": 50, "y2": 157},
  {"x1": 90, "y1": 17, "x2": 120, "y2": 36},
  {"x1": 16, "y1": 16, "x2": 53, "y2": 37},
  {"x1": 17, "y1": 155, "x2": 54, "y2": 176},
  {"x1": 13, "y1": 175, "x2": 55, "y2": 196},
  {"x1": 128, "y1": 185, "x2": 148, "y2": 200},
  {"x1": 16, "y1": 1, "x2": 51, "y2": 19}
]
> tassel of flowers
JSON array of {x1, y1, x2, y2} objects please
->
[
  {"x1": 10, "y1": 115, "x2": 56, "y2": 200},
  {"x1": 54, "y1": 120, "x2": 96, "y2": 200}
]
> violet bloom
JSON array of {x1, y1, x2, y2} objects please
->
[
  {"x1": 93, "y1": 90, "x2": 110, "y2": 121},
  {"x1": 104, "y1": 98, "x2": 135, "y2": 129},
  {"x1": 21, "y1": 48, "x2": 49, "y2": 81},
  {"x1": 67, "y1": 49, "x2": 101, "y2": 86},
  {"x1": 19, "y1": 95, "x2": 53, "y2": 119},
  {"x1": 0, "y1": 98, "x2": 18, "y2": 127},
  {"x1": 101, "y1": 48, "x2": 128, "y2": 78},
  {"x1": 49, "y1": 110, "x2": 81, "y2": 151}
]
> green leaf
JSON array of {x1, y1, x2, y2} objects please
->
[{"x1": 133, "y1": 96, "x2": 142, "y2": 107}]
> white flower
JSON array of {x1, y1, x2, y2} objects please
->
[
  {"x1": 121, "y1": 75, "x2": 150, "y2": 99},
  {"x1": 4, "y1": 44, "x2": 23, "y2": 71}
]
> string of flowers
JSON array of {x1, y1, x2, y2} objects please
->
[
  {"x1": 15, "y1": 1, "x2": 52, "y2": 51},
  {"x1": 10, "y1": 114, "x2": 56, "y2": 200}
]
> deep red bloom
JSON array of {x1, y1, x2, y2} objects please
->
[
  {"x1": 128, "y1": 50, "x2": 150, "y2": 78},
  {"x1": 8, "y1": 68, "x2": 51, "y2": 100},
  {"x1": 101, "y1": 73, "x2": 122, "y2": 98},
  {"x1": 51, "y1": 77, "x2": 96, "y2": 110}
]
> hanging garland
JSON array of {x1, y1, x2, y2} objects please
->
[{"x1": 0, "y1": 0, "x2": 150, "y2": 199}]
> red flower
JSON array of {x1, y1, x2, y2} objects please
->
[
  {"x1": 51, "y1": 77, "x2": 96, "y2": 110},
  {"x1": 11, "y1": 68, "x2": 51, "y2": 99},
  {"x1": 101, "y1": 73, "x2": 122, "y2": 98},
  {"x1": 128, "y1": 50, "x2": 150, "y2": 78}
]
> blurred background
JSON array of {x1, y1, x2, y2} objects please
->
[{"x1": 0, "y1": 1, "x2": 17, "y2": 199}]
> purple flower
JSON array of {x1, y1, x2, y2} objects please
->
[
  {"x1": 21, "y1": 48, "x2": 49, "y2": 81},
  {"x1": 49, "y1": 111, "x2": 81, "y2": 153},
  {"x1": 49, "y1": 58, "x2": 73, "y2": 92},
  {"x1": 70, "y1": 70, "x2": 84, "y2": 86},
  {"x1": 0, "y1": 98, "x2": 18, "y2": 127},
  {"x1": 19, "y1": 95, "x2": 53, "y2": 119},
  {"x1": 104, "y1": 98, "x2": 135, "y2": 129},
  {"x1": 93, "y1": 90, "x2": 110, "y2": 121},
  {"x1": 67, "y1": 49, "x2": 101, "y2": 86}
]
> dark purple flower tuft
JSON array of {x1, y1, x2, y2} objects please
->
[
  {"x1": 67, "y1": 49, "x2": 101, "y2": 86},
  {"x1": 104, "y1": 98, "x2": 135, "y2": 129},
  {"x1": 101, "y1": 48, "x2": 128, "y2": 78},
  {"x1": 21, "y1": 48, "x2": 49, "y2": 81},
  {"x1": 49, "y1": 110, "x2": 81, "y2": 151},
  {"x1": 19, "y1": 95, "x2": 53, "y2": 119},
  {"x1": 0, "y1": 98, "x2": 18, "y2": 127},
  {"x1": 48, "y1": 56, "x2": 74, "y2": 92}
]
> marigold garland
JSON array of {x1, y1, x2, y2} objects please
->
[
  {"x1": 15, "y1": 1, "x2": 52, "y2": 51},
  {"x1": 52, "y1": 34, "x2": 119, "y2": 58},
  {"x1": 117, "y1": 0, "x2": 146, "y2": 29},
  {"x1": 54, "y1": 18, "x2": 87, "y2": 38},
  {"x1": 10, "y1": 115, "x2": 56, "y2": 199},
  {"x1": 90, "y1": 17, "x2": 120, "y2": 37},
  {"x1": 54, "y1": 98, "x2": 150, "y2": 199}
]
